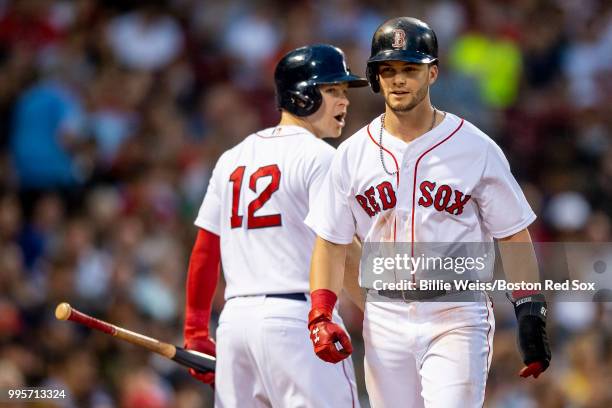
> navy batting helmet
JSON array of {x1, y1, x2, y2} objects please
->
[
  {"x1": 274, "y1": 44, "x2": 368, "y2": 117},
  {"x1": 366, "y1": 17, "x2": 438, "y2": 93}
]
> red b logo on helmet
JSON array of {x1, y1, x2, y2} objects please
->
[{"x1": 391, "y1": 29, "x2": 406, "y2": 48}]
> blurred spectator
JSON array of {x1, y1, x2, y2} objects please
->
[
  {"x1": 119, "y1": 367, "x2": 174, "y2": 408},
  {"x1": 87, "y1": 67, "x2": 149, "y2": 169},
  {"x1": 559, "y1": 332, "x2": 612, "y2": 407},
  {"x1": 425, "y1": 0, "x2": 467, "y2": 56},
  {"x1": 0, "y1": 190, "x2": 20, "y2": 242},
  {"x1": 0, "y1": 0, "x2": 61, "y2": 54},
  {"x1": 61, "y1": 216, "x2": 113, "y2": 303},
  {"x1": 44, "y1": 349, "x2": 113, "y2": 407},
  {"x1": 595, "y1": 148, "x2": 612, "y2": 216},
  {"x1": 9, "y1": 79, "x2": 89, "y2": 190},
  {"x1": 545, "y1": 191, "x2": 592, "y2": 235},
  {"x1": 563, "y1": 11, "x2": 612, "y2": 108},
  {"x1": 222, "y1": 7, "x2": 280, "y2": 85},
  {"x1": 519, "y1": 1, "x2": 566, "y2": 89},
  {"x1": 449, "y1": 1, "x2": 522, "y2": 108},
  {"x1": 18, "y1": 192, "x2": 64, "y2": 272},
  {"x1": 313, "y1": 0, "x2": 379, "y2": 48},
  {"x1": 0, "y1": 359, "x2": 24, "y2": 390},
  {"x1": 106, "y1": 3, "x2": 184, "y2": 71}
]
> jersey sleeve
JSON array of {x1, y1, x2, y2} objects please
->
[
  {"x1": 475, "y1": 142, "x2": 536, "y2": 238},
  {"x1": 305, "y1": 145, "x2": 356, "y2": 244},
  {"x1": 194, "y1": 159, "x2": 224, "y2": 235},
  {"x1": 305, "y1": 143, "x2": 334, "y2": 206}
]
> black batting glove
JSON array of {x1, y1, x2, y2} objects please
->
[{"x1": 510, "y1": 293, "x2": 552, "y2": 378}]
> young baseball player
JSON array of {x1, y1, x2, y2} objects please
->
[
  {"x1": 305, "y1": 18, "x2": 551, "y2": 407},
  {"x1": 183, "y1": 44, "x2": 367, "y2": 407}
]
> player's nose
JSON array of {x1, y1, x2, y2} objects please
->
[
  {"x1": 392, "y1": 72, "x2": 407, "y2": 86},
  {"x1": 339, "y1": 92, "x2": 349, "y2": 107}
]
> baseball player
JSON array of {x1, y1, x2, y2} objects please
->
[
  {"x1": 183, "y1": 44, "x2": 368, "y2": 407},
  {"x1": 305, "y1": 18, "x2": 551, "y2": 407}
]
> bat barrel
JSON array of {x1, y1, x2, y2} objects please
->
[
  {"x1": 54, "y1": 302, "x2": 116, "y2": 335},
  {"x1": 54, "y1": 302, "x2": 215, "y2": 372}
]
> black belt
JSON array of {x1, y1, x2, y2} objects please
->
[
  {"x1": 375, "y1": 289, "x2": 449, "y2": 301},
  {"x1": 266, "y1": 293, "x2": 307, "y2": 301}
]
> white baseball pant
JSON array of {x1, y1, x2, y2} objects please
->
[
  {"x1": 363, "y1": 295, "x2": 494, "y2": 408},
  {"x1": 215, "y1": 295, "x2": 359, "y2": 408}
]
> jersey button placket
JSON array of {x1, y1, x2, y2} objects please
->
[{"x1": 397, "y1": 153, "x2": 415, "y2": 212}]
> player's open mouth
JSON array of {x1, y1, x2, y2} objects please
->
[
  {"x1": 391, "y1": 91, "x2": 409, "y2": 95},
  {"x1": 334, "y1": 113, "x2": 346, "y2": 126}
]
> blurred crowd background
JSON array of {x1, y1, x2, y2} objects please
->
[{"x1": 1, "y1": 0, "x2": 611, "y2": 407}]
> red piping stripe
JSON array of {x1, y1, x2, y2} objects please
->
[
  {"x1": 255, "y1": 132, "x2": 303, "y2": 139},
  {"x1": 482, "y1": 295, "x2": 494, "y2": 407},
  {"x1": 410, "y1": 119, "x2": 464, "y2": 255}
]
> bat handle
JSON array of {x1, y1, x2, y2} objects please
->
[{"x1": 173, "y1": 347, "x2": 216, "y2": 372}]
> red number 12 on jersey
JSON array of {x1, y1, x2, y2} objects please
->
[{"x1": 229, "y1": 165, "x2": 282, "y2": 229}]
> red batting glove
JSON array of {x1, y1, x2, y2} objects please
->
[
  {"x1": 185, "y1": 337, "x2": 216, "y2": 386},
  {"x1": 309, "y1": 317, "x2": 353, "y2": 363},
  {"x1": 308, "y1": 289, "x2": 352, "y2": 364}
]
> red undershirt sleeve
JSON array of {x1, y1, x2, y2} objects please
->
[{"x1": 184, "y1": 228, "x2": 221, "y2": 341}]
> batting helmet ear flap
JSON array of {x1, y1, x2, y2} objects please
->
[
  {"x1": 366, "y1": 63, "x2": 380, "y2": 93},
  {"x1": 283, "y1": 85, "x2": 322, "y2": 117}
]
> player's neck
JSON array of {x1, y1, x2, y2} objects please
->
[
  {"x1": 278, "y1": 112, "x2": 319, "y2": 138},
  {"x1": 383, "y1": 101, "x2": 440, "y2": 143}
]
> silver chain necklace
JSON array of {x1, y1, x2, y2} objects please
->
[{"x1": 379, "y1": 108, "x2": 437, "y2": 176}]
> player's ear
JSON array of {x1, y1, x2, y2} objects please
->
[{"x1": 428, "y1": 63, "x2": 438, "y2": 85}]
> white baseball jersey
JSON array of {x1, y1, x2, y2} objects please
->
[
  {"x1": 306, "y1": 112, "x2": 529, "y2": 407},
  {"x1": 306, "y1": 112, "x2": 535, "y2": 246},
  {"x1": 196, "y1": 124, "x2": 359, "y2": 407},
  {"x1": 195, "y1": 125, "x2": 335, "y2": 299}
]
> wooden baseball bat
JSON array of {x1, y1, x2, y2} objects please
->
[{"x1": 54, "y1": 302, "x2": 215, "y2": 372}]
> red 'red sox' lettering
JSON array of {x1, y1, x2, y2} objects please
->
[
  {"x1": 364, "y1": 186, "x2": 381, "y2": 213},
  {"x1": 356, "y1": 181, "x2": 397, "y2": 217},
  {"x1": 376, "y1": 181, "x2": 396, "y2": 210},
  {"x1": 355, "y1": 195, "x2": 375, "y2": 217},
  {"x1": 418, "y1": 180, "x2": 471, "y2": 215}
]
